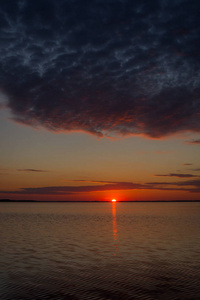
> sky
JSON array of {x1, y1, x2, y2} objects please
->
[{"x1": 0, "y1": 0, "x2": 200, "y2": 201}]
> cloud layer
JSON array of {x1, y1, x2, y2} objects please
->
[
  {"x1": 1, "y1": 178, "x2": 200, "y2": 195},
  {"x1": 187, "y1": 139, "x2": 200, "y2": 145},
  {"x1": 0, "y1": 0, "x2": 200, "y2": 137},
  {"x1": 17, "y1": 168, "x2": 49, "y2": 172},
  {"x1": 154, "y1": 173, "x2": 200, "y2": 178}
]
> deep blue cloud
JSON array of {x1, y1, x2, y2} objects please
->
[{"x1": 0, "y1": 0, "x2": 200, "y2": 137}]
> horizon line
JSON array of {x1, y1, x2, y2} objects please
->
[{"x1": 1, "y1": 199, "x2": 200, "y2": 203}]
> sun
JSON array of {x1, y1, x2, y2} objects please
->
[{"x1": 112, "y1": 199, "x2": 117, "y2": 202}]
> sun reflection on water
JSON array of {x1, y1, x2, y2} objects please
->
[{"x1": 112, "y1": 201, "x2": 118, "y2": 256}]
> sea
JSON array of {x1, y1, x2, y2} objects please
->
[{"x1": 0, "y1": 201, "x2": 200, "y2": 300}]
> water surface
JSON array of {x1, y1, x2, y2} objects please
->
[{"x1": 0, "y1": 202, "x2": 200, "y2": 299}]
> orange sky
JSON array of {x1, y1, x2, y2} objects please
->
[{"x1": 0, "y1": 110, "x2": 200, "y2": 201}]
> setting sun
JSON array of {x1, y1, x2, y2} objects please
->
[{"x1": 112, "y1": 199, "x2": 117, "y2": 202}]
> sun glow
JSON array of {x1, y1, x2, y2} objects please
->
[{"x1": 112, "y1": 199, "x2": 117, "y2": 202}]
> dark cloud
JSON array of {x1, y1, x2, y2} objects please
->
[
  {"x1": 17, "y1": 168, "x2": 49, "y2": 172},
  {"x1": 183, "y1": 163, "x2": 193, "y2": 166},
  {"x1": 0, "y1": 0, "x2": 200, "y2": 137},
  {"x1": 66, "y1": 180, "x2": 125, "y2": 184},
  {"x1": 0, "y1": 181, "x2": 149, "y2": 195},
  {"x1": 1, "y1": 178, "x2": 200, "y2": 195},
  {"x1": 187, "y1": 139, "x2": 200, "y2": 145},
  {"x1": 154, "y1": 173, "x2": 200, "y2": 178},
  {"x1": 147, "y1": 179, "x2": 200, "y2": 193}
]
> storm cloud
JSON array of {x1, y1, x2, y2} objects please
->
[{"x1": 0, "y1": 0, "x2": 200, "y2": 137}]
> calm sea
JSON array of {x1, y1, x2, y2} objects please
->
[{"x1": 0, "y1": 202, "x2": 200, "y2": 300}]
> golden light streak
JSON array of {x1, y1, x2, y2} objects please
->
[{"x1": 112, "y1": 200, "x2": 118, "y2": 255}]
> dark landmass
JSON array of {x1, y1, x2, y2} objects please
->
[
  {"x1": 0, "y1": 199, "x2": 200, "y2": 202},
  {"x1": 0, "y1": 199, "x2": 37, "y2": 202}
]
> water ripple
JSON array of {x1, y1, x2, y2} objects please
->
[{"x1": 0, "y1": 202, "x2": 200, "y2": 299}]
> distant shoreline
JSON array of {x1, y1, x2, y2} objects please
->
[{"x1": 1, "y1": 199, "x2": 200, "y2": 203}]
